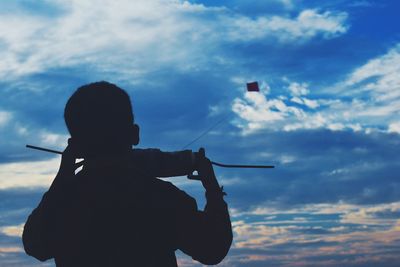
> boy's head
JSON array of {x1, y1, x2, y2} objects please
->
[{"x1": 64, "y1": 81, "x2": 139, "y2": 157}]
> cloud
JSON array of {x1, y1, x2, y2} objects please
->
[
  {"x1": 231, "y1": 44, "x2": 400, "y2": 135},
  {"x1": 0, "y1": 111, "x2": 12, "y2": 127},
  {"x1": 0, "y1": 247, "x2": 23, "y2": 253},
  {"x1": 226, "y1": 201, "x2": 400, "y2": 266},
  {"x1": 223, "y1": 9, "x2": 348, "y2": 42},
  {"x1": 0, "y1": 224, "x2": 24, "y2": 238},
  {"x1": 0, "y1": 0, "x2": 213, "y2": 81},
  {"x1": 388, "y1": 122, "x2": 400, "y2": 134},
  {"x1": 203, "y1": 128, "x2": 400, "y2": 211},
  {"x1": 0, "y1": 1, "x2": 349, "y2": 82},
  {"x1": 345, "y1": 44, "x2": 400, "y2": 102},
  {"x1": 232, "y1": 86, "x2": 334, "y2": 134},
  {"x1": 0, "y1": 113, "x2": 68, "y2": 164},
  {"x1": 288, "y1": 82, "x2": 309, "y2": 96},
  {"x1": 348, "y1": 1, "x2": 374, "y2": 8},
  {"x1": 0, "y1": 157, "x2": 59, "y2": 189},
  {"x1": 38, "y1": 132, "x2": 68, "y2": 147}
]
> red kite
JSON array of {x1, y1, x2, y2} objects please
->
[{"x1": 246, "y1": 82, "x2": 259, "y2": 92}]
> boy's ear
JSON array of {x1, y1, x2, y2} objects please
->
[
  {"x1": 68, "y1": 137, "x2": 78, "y2": 148},
  {"x1": 130, "y1": 123, "x2": 140, "y2": 146}
]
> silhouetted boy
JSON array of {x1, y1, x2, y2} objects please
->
[{"x1": 23, "y1": 81, "x2": 232, "y2": 266}]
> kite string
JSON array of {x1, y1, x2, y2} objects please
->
[{"x1": 181, "y1": 114, "x2": 229, "y2": 150}]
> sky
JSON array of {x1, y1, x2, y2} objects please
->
[{"x1": 0, "y1": 0, "x2": 400, "y2": 266}]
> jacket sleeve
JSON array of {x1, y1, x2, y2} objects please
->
[
  {"x1": 23, "y1": 191, "x2": 56, "y2": 261},
  {"x1": 132, "y1": 148, "x2": 195, "y2": 178},
  {"x1": 22, "y1": 176, "x2": 73, "y2": 261},
  {"x1": 177, "y1": 187, "x2": 233, "y2": 265}
]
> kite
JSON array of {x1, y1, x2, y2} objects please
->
[{"x1": 246, "y1": 81, "x2": 259, "y2": 92}]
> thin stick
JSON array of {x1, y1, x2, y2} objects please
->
[
  {"x1": 26, "y1": 144, "x2": 274, "y2": 169},
  {"x1": 26, "y1": 145, "x2": 63, "y2": 155},
  {"x1": 211, "y1": 161, "x2": 274, "y2": 168}
]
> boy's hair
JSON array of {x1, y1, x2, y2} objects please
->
[{"x1": 64, "y1": 81, "x2": 134, "y2": 154}]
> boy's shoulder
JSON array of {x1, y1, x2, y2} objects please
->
[{"x1": 150, "y1": 178, "x2": 198, "y2": 211}]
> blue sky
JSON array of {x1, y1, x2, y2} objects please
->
[{"x1": 1, "y1": 0, "x2": 400, "y2": 266}]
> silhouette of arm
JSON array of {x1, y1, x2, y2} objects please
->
[
  {"x1": 23, "y1": 145, "x2": 81, "y2": 261},
  {"x1": 177, "y1": 157, "x2": 232, "y2": 265},
  {"x1": 131, "y1": 148, "x2": 195, "y2": 177}
]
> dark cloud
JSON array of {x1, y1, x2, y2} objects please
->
[
  {"x1": 197, "y1": 130, "x2": 400, "y2": 210},
  {"x1": 0, "y1": 251, "x2": 53, "y2": 267},
  {"x1": 0, "y1": 189, "x2": 44, "y2": 225}
]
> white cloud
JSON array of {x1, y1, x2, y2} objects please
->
[
  {"x1": 0, "y1": 157, "x2": 59, "y2": 189},
  {"x1": 231, "y1": 201, "x2": 400, "y2": 254},
  {"x1": 0, "y1": 1, "x2": 349, "y2": 81},
  {"x1": 346, "y1": 45, "x2": 400, "y2": 101},
  {"x1": 0, "y1": 224, "x2": 24, "y2": 238},
  {"x1": 0, "y1": 0, "x2": 213, "y2": 80},
  {"x1": 232, "y1": 44, "x2": 400, "y2": 134},
  {"x1": 280, "y1": 0, "x2": 294, "y2": 9},
  {"x1": 208, "y1": 105, "x2": 223, "y2": 117},
  {"x1": 349, "y1": 1, "x2": 374, "y2": 7},
  {"x1": 224, "y1": 9, "x2": 348, "y2": 43},
  {"x1": 219, "y1": 176, "x2": 245, "y2": 186},
  {"x1": 290, "y1": 97, "x2": 320, "y2": 112},
  {"x1": 288, "y1": 82, "x2": 309, "y2": 96},
  {"x1": 303, "y1": 98, "x2": 320, "y2": 109},
  {"x1": 388, "y1": 122, "x2": 400, "y2": 134},
  {"x1": 0, "y1": 111, "x2": 12, "y2": 127},
  {"x1": 279, "y1": 154, "x2": 296, "y2": 164},
  {"x1": 39, "y1": 131, "x2": 69, "y2": 148},
  {"x1": 15, "y1": 125, "x2": 28, "y2": 136},
  {"x1": 0, "y1": 247, "x2": 23, "y2": 253},
  {"x1": 232, "y1": 90, "x2": 328, "y2": 133}
]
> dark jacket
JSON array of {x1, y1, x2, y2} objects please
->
[{"x1": 23, "y1": 157, "x2": 232, "y2": 267}]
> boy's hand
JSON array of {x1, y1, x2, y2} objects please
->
[
  {"x1": 57, "y1": 144, "x2": 84, "y2": 178},
  {"x1": 197, "y1": 155, "x2": 220, "y2": 193},
  {"x1": 188, "y1": 148, "x2": 221, "y2": 193},
  {"x1": 49, "y1": 143, "x2": 84, "y2": 192}
]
